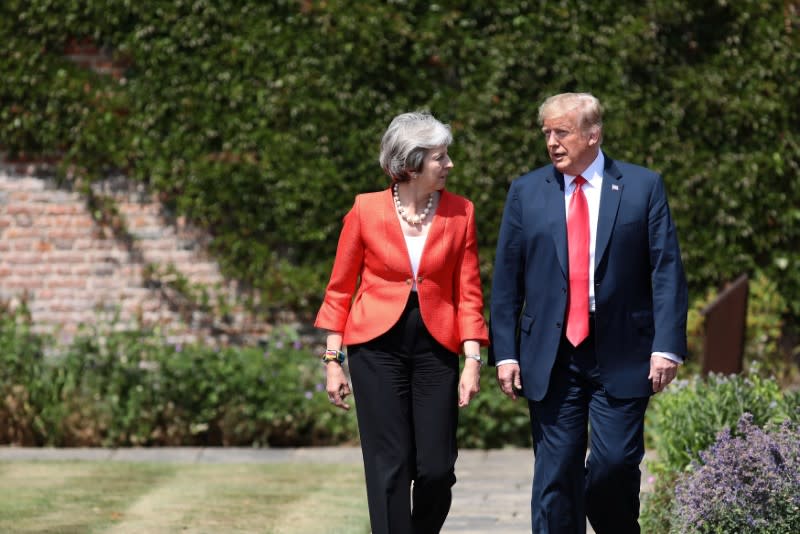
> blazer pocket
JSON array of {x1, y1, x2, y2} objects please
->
[
  {"x1": 616, "y1": 219, "x2": 645, "y2": 232},
  {"x1": 520, "y1": 314, "x2": 535, "y2": 334}
]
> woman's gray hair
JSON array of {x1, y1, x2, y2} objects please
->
[
  {"x1": 538, "y1": 93, "x2": 603, "y2": 140},
  {"x1": 379, "y1": 111, "x2": 453, "y2": 182}
]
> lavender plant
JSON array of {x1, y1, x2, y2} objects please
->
[{"x1": 671, "y1": 413, "x2": 800, "y2": 534}]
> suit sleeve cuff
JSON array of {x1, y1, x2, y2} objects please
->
[{"x1": 652, "y1": 351, "x2": 683, "y2": 364}]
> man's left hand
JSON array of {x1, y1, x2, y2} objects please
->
[{"x1": 649, "y1": 355, "x2": 678, "y2": 393}]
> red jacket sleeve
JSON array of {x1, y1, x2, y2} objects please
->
[
  {"x1": 314, "y1": 197, "x2": 364, "y2": 332},
  {"x1": 453, "y1": 200, "x2": 489, "y2": 346}
]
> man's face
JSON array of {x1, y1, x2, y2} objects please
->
[{"x1": 541, "y1": 109, "x2": 600, "y2": 176}]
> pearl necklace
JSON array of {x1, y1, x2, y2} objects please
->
[{"x1": 393, "y1": 183, "x2": 434, "y2": 225}]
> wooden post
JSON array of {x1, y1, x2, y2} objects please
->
[{"x1": 701, "y1": 274, "x2": 749, "y2": 375}]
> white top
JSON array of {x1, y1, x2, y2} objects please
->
[{"x1": 404, "y1": 234, "x2": 427, "y2": 291}]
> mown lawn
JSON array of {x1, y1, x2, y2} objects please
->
[{"x1": 0, "y1": 461, "x2": 369, "y2": 533}]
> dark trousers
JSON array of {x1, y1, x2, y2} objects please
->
[
  {"x1": 527, "y1": 320, "x2": 649, "y2": 534},
  {"x1": 348, "y1": 292, "x2": 459, "y2": 534}
]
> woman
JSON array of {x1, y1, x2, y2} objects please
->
[{"x1": 315, "y1": 111, "x2": 489, "y2": 534}]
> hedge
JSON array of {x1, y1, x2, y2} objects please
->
[{"x1": 1, "y1": 1, "x2": 798, "y2": 323}]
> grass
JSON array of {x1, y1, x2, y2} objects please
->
[{"x1": 0, "y1": 461, "x2": 370, "y2": 534}]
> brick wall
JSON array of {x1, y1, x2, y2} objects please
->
[
  {"x1": 63, "y1": 37, "x2": 127, "y2": 80},
  {"x1": 0, "y1": 38, "x2": 275, "y2": 345},
  {"x1": 0, "y1": 165, "x2": 269, "y2": 345}
]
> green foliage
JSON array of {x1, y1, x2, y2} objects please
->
[
  {"x1": 0, "y1": 313, "x2": 358, "y2": 447},
  {"x1": 1, "y1": 1, "x2": 798, "y2": 321},
  {"x1": 646, "y1": 372, "x2": 798, "y2": 477},
  {"x1": 745, "y1": 271, "x2": 793, "y2": 379},
  {"x1": 670, "y1": 414, "x2": 800, "y2": 534},
  {"x1": 457, "y1": 364, "x2": 532, "y2": 449},
  {"x1": 0, "y1": 297, "x2": 533, "y2": 449},
  {"x1": 0, "y1": 304, "x2": 49, "y2": 444},
  {"x1": 0, "y1": 307, "x2": 535, "y2": 448},
  {"x1": 641, "y1": 372, "x2": 800, "y2": 533}
]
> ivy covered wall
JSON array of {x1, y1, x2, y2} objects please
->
[{"x1": 1, "y1": 1, "x2": 798, "y2": 325}]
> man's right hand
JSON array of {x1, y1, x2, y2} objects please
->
[{"x1": 496, "y1": 363, "x2": 523, "y2": 400}]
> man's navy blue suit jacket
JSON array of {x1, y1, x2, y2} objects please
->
[{"x1": 489, "y1": 152, "x2": 688, "y2": 401}]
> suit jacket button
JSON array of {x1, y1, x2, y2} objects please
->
[
  {"x1": 416, "y1": 276, "x2": 423, "y2": 283},
  {"x1": 556, "y1": 322, "x2": 562, "y2": 328},
  {"x1": 406, "y1": 278, "x2": 412, "y2": 285}
]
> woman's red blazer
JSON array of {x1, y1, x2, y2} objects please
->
[{"x1": 315, "y1": 188, "x2": 489, "y2": 354}]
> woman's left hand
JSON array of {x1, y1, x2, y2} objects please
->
[{"x1": 458, "y1": 359, "x2": 481, "y2": 407}]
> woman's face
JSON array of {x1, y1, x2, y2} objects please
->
[{"x1": 415, "y1": 145, "x2": 453, "y2": 193}]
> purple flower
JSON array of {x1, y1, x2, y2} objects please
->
[
  {"x1": 315, "y1": 382, "x2": 324, "y2": 392},
  {"x1": 304, "y1": 391, "x2": 313, "y2": 400},
  {"x1": 293, "y1": 339, "x2": 303, "y2": 350},
  {"x1": 672, "y1": 413, "x2": 800, "y2": 532}
]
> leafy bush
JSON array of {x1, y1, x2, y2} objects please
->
[
  {"x1": 1, "y1": 303, "x2": 537, "y2": 449},
  {"x1": 1, "y1": 317, "x2": 539, "y2": 451},
  {"x1": 457, "y1": 365, "x2": 532, "y2": 449},
  {"x1": 641, "y1": 372, "x2": 800, "y2": 533},
  {"x1": 0, "y1": 304, "x2": 49, "y2": 444},
  {"x1": 0, "y1": 312, "x2": 358, "y2": 447},
  {"x1": 744, "y1": 272, "x2": 794, "y2": 381},
  {"x1": 646, "y1": 372, "x2": 798, "y2": 476},
  {"x1": 1, "y1": 1, "x2": 799, "y2": 323},
  {"x1": 671, "y1": 414, "x2": 800, "y2": 534}
]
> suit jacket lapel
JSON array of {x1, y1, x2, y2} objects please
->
[
  {"x1": 545, "y1": 171, "x2": 568, "y2": 278},
  {"x1": 382, "y1": 188, "x2": 411, "y2": 274},
  {"x1": 595, "y1": 157, "x2": 623, "y2": 269},
  {"x1": 418, "y1": 190, "x2": 449, "y2": 275}
]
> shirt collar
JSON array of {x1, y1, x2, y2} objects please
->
[{"x1": 565, "y1": 151, "x2": 604, "y2": 189}]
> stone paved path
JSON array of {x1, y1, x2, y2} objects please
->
[{"x1": 0, "y1": 446, "x2": 656, "y2": 533}]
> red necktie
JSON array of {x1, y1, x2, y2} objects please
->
[{"x1": 566, "y1": 175, "x2": 589, "y2": 346}]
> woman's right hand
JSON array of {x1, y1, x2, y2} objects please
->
[{"x1": 326, "y1": 363, "x2": 352, "y2": 411}]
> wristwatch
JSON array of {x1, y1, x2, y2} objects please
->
[
  {"x1": 321, "y1": 349, "x2": 346, "y2": 365},
  {"x1": 464, "y1": 353, "x2": 483, "y2": 367}
]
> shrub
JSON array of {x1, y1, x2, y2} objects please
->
[
  {"x1": 671, "y1": 414, "x2": 800, "y2": 534},
  {"x1": 646, "y1": 372, "x2": 798, "y2": 476},
  {"x1": 2, "y1": 1, "x2": 799, "y2": 321},
  {"x1": 457, "y1": 364, "x2": 532, "y2": 449},
  {"x1": 0, "y1": 309, "x2": 359, "y2": 447},
  {"x1": 0, "y1": 304, "x2": 49, "y2": 445},
  {"x1": 641, "y1": 371, "x2": 800, "y2": 533}
]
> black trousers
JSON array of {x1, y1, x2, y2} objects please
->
[{"x1": 348, "y1": 292, "x2": 459, "y2": 534}]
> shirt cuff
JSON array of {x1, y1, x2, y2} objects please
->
[
  {"x1": 653, "y1": 351, "x2": 683, "y2": 364},
  {"x1": 495, "y1": 358, "x2": 519, "y2": 366}
]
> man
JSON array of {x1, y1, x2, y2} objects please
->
[{"x1": 489, "y1": 93, "x2": 688, "y2": 534}]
